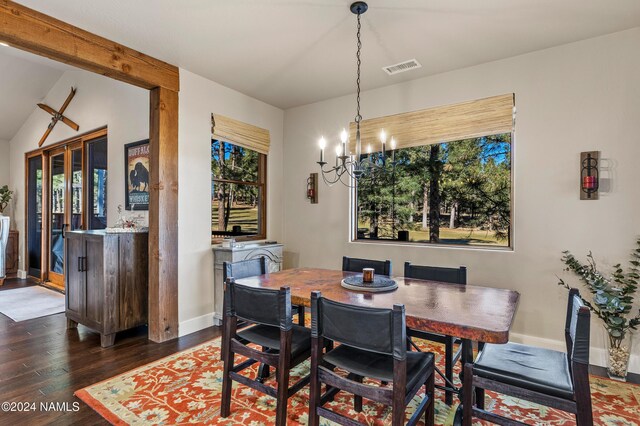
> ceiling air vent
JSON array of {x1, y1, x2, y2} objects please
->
[{"x1": 383, "y1": 59, "x2": 422, "y2": 76}]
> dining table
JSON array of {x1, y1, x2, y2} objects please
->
[{"x1": 236, "y1": 267, "x2": 520, "y2": 424}]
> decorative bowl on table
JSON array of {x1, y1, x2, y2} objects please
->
[{"x1": 341, "y1": 274, "x2": 398, "y2": 292}]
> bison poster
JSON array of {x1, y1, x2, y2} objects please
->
[{"x1": 124, "y1": 139, "x2": 150, "y2": 210}]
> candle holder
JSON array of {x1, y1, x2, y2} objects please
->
[
  {"x1": 580, "y1": 151, "x2": 599, "y2": 200},
  {"x1": 362, "y1": 268, "x2": 375, "y2": 283}
]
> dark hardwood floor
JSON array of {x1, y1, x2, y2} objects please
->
[{"x1": 0, "y1": 278, "x2": 221, "y2": 425}]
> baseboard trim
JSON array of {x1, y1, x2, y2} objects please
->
[
  {"x1": 178, "y1": 312, "x2": 221, "y2": 337},
  {"x1": 510, "y1": 332, "x2": 639, "y2": 375}
]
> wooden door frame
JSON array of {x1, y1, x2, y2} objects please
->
[
  {"x1": 2, "y1": 0, "x2": 179, "y2": 342},
  {"x1": 46, "y1": 145, "x2": 67, "y2": 289}
]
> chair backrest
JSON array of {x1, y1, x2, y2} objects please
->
[
  {"x1": 223, "y1": 257, "x2": 267, "y2": 282},
  {"x1": 311, "y1": 291, "x2": 406, "y2": 359},
  {"x1": 564, "y1": 288, "x2": 590, "y2": 368},
  {"x1": 224, "y1": 278, "x2": 292, "y2": 330},
  {"x1": 342, "y1": 256, "x2": 392, "y2": 276},
  {"x1": 404, "y1": 262, "x2": 467, "y2": 284}
]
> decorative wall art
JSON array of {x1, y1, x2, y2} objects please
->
[{"x1": 124, "y1": 140, "x2": 150, "y2": 210}]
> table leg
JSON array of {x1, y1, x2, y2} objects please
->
[{"x1": 453, "y1": 338, "x2": 474, "y2": 426}]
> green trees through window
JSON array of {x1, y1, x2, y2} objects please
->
[
  {"x1": 211, "y1": 139, "x2": 265, "y2": 239},
  {"x1": 355, "y1": 133, "x2": 511, "y2": 247}
]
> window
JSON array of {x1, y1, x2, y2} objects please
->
[
  {"x1": 211, "y1": 139, "x2": 266, "y2": 241},
  {"x1": 354, "y1": 133, "x2": 512, "y2": 247}
]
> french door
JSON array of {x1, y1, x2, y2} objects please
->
[
  {"x1": 46, "y1": 142, "x2": 83, "y2": 289},
  {"x1": 25, "y1": 128, "x2": 108, "y2": 291}
]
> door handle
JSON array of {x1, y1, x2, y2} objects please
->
[
  {"x1": 82, "y1": 256, "x2": 87, "y2": 272},
  {"x1": 78, "y1": 256, "x2": 82, "y2": 272}
]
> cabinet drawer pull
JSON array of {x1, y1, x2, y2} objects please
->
[
  {"x1": 78, "y1": 257, "x2": 83, "y2": 272},
  {"x1": 82, "y1": 257, "x2": 88, "y2": 272}
]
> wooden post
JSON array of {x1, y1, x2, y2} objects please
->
[{"x1": 149, "y1": 87, "x2": 179, "y2": 342}]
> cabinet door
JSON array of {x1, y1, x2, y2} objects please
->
[
  {"x1": 84, "y1": 235, "x2": 104, "y2": 327},
  {"x1": 65, "y1": 233, "x2": 85, "y2": 318}
]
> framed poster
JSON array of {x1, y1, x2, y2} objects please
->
[{"x1": 124, "y1": 139, "x2": 150, "y2": 210}]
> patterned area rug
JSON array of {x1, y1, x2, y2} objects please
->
[{"x1": 76, "y1": 336, "x2": 640, "y2": 425}]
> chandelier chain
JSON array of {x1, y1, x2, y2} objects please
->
[{"x1": 355, "y1": 11, "x2": 362, "y2": 125}]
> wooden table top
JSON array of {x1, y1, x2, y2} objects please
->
[{"x1": 236, "y1": 268, "x2": 519, "y2": 344}]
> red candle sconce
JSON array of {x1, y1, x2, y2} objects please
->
[
  {"x1": 307, "y1": 173, "x2": 318, "y2": 204},
  {"x1": 580, "y1": 151, "x2": 599, "y2": 200}
]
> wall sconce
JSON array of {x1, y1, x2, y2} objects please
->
[
  {"x1": 580, "y1": 151, "x2": 599, "y2": 200},
  {"x1": 307, "y1": 173, "x2": 318, "y2": 204}
]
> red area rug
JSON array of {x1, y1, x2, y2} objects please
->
[{"x1": 76, "y1": 336, "x2": 640, "y2": 425}]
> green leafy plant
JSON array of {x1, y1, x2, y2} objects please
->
[
  {"x1": 558, "y1": 238, "x2": 640, "y2": 350},
  {"x1": 0, "y1": 185, "x2": 12, "y2": 214}
]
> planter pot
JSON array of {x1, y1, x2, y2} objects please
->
[
  {"x1": 606, "y1": 330, "x2": 632, "y2": 381},
  {"x1": 0, "y1": 214, "x2": 9, "y2": 279}
]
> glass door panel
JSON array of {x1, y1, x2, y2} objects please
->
[
  {"x1": 87, "y1": 137, "x2": 108, "y2": 229},
  {"x1": 71, "y1": 146, "x2": 83, "y2": 230},
  {"x1": 27, "y1": 155, "x2": 43, "y2": 278},
  {"x1": 48, "y1": 150, "x2": 66, "y2": 287}
]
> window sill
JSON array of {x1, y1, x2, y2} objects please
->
[{"x1": 349, "y1": 238, "x2": 514, "y2": 252}]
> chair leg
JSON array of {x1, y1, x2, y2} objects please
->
[
  {"x1": 392, "y1": 376, "x2": 406, "y2": 426},
  {"x1": 220, "y1": 346, "x2": 234, "y2": 418},
  {"x1": 445, "y1": 338, "x2": 454, "y2": 405},
  {"x1": 462, "y1": 363, "x2": 474, "y2": 426},
  {"x1": 573, "y1": 363, "x2": 593, "y2": 426},
  {"x1": 275, "y1": 365, "x2": 290, "y2": 426},
  {"x1": 353, "y1": 375, "x2": 363, "y2": 412},
  {"x1": 309, "y1": 338, "x2": 321, "y2": 426},
  {"x1": 426, "y1": 371, "x2": 435, "y2": 426},
  {"x1": 257, "y1": 347, "x2": 270, "y2": 383},
  {"x1": 475, "y1": 387, "x2": 485, "y2": 409},
  {"x1": 297, "y1": 305, "x2": 305, "y2": 326}
]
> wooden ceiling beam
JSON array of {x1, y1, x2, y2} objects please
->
[{"x1": 0, "y1": 0, "x2": 179, "y2": 92}]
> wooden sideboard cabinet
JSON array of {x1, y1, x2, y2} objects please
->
[
  {"x1": 65, "y1": 230, "x2": 148, "y2": 347},
  {"x1": 212, "y1": 242, "x2": 283, "y2": 325}
]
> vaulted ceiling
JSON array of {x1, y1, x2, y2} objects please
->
[
  {"x1": 0, "y1": 47, "x2": 72, "y2": 141},
  {"x1": 12, "y1": 0, "x2": 640, "y2": 109}
]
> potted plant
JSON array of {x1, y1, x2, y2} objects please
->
[
  {"x1": 0, "y1": 185, "x2": 12, "y2": 215},
  {"x1": 558, "y1": 238, "x2": 640, "y2": 381}
]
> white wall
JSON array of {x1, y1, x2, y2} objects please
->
[
  {"x1": 0, "y1": 139, "x2": 9, "y2": 188},
  {"x1": 8, "y1": 68, "x2": 149, "y2": 268},
  {"x1": 177, "y1": 69, "x2": 284, "y2": 336},
  {"x1": 283, "y1": 28, "x2": 640, "y2": 372}
]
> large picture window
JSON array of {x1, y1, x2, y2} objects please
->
[
  {"x1": 354, "y1": 133, "x2": 512, "y2": 247},
  {"x1": 211, "y1": 139, "x2": 266, "y2": 241}
]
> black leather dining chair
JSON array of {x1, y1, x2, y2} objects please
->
[
  {"x1": 222, "y1": 258, "x2": 305, "y2": 384},
  {"x1": 308, "y1": 291, "x2": 435, "y2": 426},
  {"x1": 462, "y1": 288, "x2": 593, "y2": 425},
  {"x1": 404, "y1": 262, "x2": 466, "y2": 405},
  {"x1": 223, "y1": 258, "x2": 305, "y2": 326},
  {"x1": 342, "y1": 255, "x2": 392, "y2": 275},
  {"x1": 220, "y1": 279, "x2": 312, "y2": 426}
]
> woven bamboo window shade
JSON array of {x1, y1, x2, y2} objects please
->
[
  {"x1": 211, "y1": 113, "x2": 270, "y2": 154},
  {"x1": 348, "y1": 94, "x2": 515, "y2": 152}
]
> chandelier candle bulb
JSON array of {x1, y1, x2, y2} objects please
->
[
  {"x1": 340, "y1": 128, "x2": 348, "y2": 156},
  {"x1": 335, "y1": 145, "x2": 342, "y2": 166},
  {"x1": 391, "y1": 137, "x2": 396, "y2": 162},
  {"x1": 319, "y1": 137, "x2": 326, "y2": 163}
]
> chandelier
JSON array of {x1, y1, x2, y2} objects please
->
[{"x1": 316, "y1": 1, "x2": 396, "y2": 187}]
